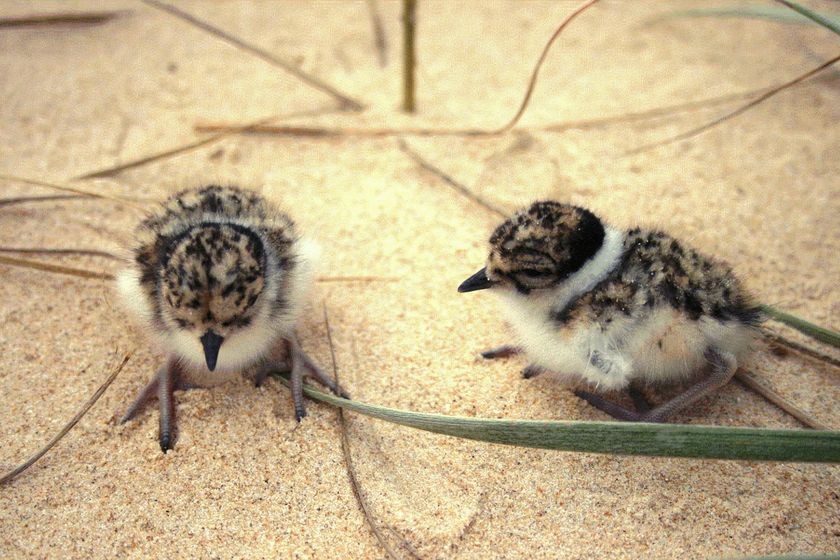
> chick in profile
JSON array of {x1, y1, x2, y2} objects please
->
[
  {"x1": 458, "y1": 201, "x2": 761, "y2": 422},
  {"x1": 117, "y1": 185, "x2": 346, "y2": 451}
]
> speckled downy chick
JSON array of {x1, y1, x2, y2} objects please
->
[
  {"x1": 458, "y1": 201, "x2": 762, "y2": 422},
  {"x1": 117, "y1": 185, "x2": 347, "y2": 451}
]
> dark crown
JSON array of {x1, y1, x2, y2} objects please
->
[
  {"x1": 160, "y1": 223, "x2": 266, "y2": 331},
  {"x1": 486, "y1": 201, "x2": 605, "y2": 293}
]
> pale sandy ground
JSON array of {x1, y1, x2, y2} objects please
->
[{"x1": 0, "y1": 1, "x2": 838, "y2": 558}]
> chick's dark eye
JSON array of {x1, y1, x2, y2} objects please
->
[{"x1": 513, "y1": 267, "x2": 555, "y2": 290}]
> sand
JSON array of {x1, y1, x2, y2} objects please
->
[{"x1": 1, "y1": 1, "x2": 838, "y2": 558}]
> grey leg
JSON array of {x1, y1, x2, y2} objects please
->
[
  {"x1": 286, "y1": 336, "x2": 349, "y2": 401},
  {"x1": 284, "y1": 337, "x2": 350, "y2": 420},
  {"x1": 576, "y1": 348, "x2": 737, "y2": 423},
  {"x1": 575, "y1": 390, "x2": 643, "y2": 421},
  {"x1": 253, "y1": 365, "x2": 270, "y2": 388},
  {"x1": 120, "y1": 370, "x2": 162, "y2": 424},
  {"x1": 120, "y1": 356, "x2": 193, "y2": 424},
  {"x1": 287, "y1": 339, "x2": 308, "y2": 422},
  {"x1": 481, "y1": 345, "x2": 547, "y2": 381},
  {"x1": 158, "y1": 359, "x2": 180, "y2": 452},
  {"x1": 301, "y1": 358, "x2": 350, "y2": 399},
  {"x1": 120, "y1": 357, "x2": 183, "y2": 452},
  {"x1": 481, "y1": 345, "x2": 522, "y2": 360},
  {"x1": 629, "y1": 383, "x2": 651, "y2": 413},
  {"x1": 640, "y1": 349, "x2": 737, "y2": 422},
  {"x1": 253, "y1": 359, "x2": 289, "y2": 387},
  {"x1": 522, "y1": 364, "x2": 544, "y2": 379}
]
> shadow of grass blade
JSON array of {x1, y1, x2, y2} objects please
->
[{"x1": 272, "y1": 374, "x2": 840, "y2": 463}]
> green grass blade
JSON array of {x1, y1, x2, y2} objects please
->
[
  {"x1": 722, "y1": 554, "x2": 840, "y2": 560},
  {"x1": 728, "y1": 556, "x2": 840, "y2": 560},
  {"x1": 274, "y1": 375, "x2": 840, "y2": 463},
  {"x1": 659, "y1": 6, "x2": 840, "y2": 32},
  {"x1": 761, "y1": 304, "x2": 840, "y2": 349},
  {"x1": 776, "y1": 0, "x2": 840, "y2": 36}
]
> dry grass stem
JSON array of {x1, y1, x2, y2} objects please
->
[
  {"x1": 734, "y1": 370, "x2": 828, "y2": 430},
  {"x1": 75, "y1": 107, "x2": 337, "y2": 180},
  {"x1": 398, "y1": 139, "x2": 507, "y2": 218},
  {"x1": 194, "y1": 123, "x2": 491, "y2": 137},
  {"x1": 322, "y1": 305, "x2": 404, "y2": 560},
  {"x1": 541, "y1": 86, "x2": 773, "y2": 131},
  {"x1": 625, "y1": 53, "x2": 840, "y2": 154},
  {"x1": 194, "y1": 85, "x2": 781, "y2": 139},
  {"x1": 0, "y1": 255, "x2": 115, "y2": 281},
  {"x1": 761, "y1": 304, "x2": 840, "y2": 349},
  {"x1": 386, "y1": 529, "x2": 424, "y2": 560},
  {"x1": 141, "y1": 0, "x2": 364, "y2": 111},
  {"x1": 0, "y1": 11, "x2": 126, "y2": 28},
  {"x1": 0, "y1": 195, "x2": 85, "y2": 207},
  {"x1": 402, "y1": 0, "x2": 417, "y2": 113},
  {"x1": 0, "y1": 247, "x2": 121, "y2": 261},
  {"x1": 0, "y1": 352, "x2": 133, "y2": 486},
  {"x1": 0, "y1": 173, "x2": 147, "y2": 208},
  {"x1": 764, "y1": 331, "x2": 840, "y2": 369},
  {"x1": 366, "y1": 0, "x2": 388, "y2": 67},
  {"x1": 491, "y1": 0, "x2": 600, "y2": 134}
]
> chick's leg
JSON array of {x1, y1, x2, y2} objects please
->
[
  {"x1": 157, "y1": 359, "x2": 181, "y2": 452},
  {"x1": 302, "y1": 359, "x2": 350, "y2": 399},
  {"x1": 638, "y1": 348, "x2": 737, "y2": 423},
  {"x1": 120, "y1": 357, "x2": 192, "y2": 422},
  {"x1": 285, "y1": 337, "x2": 350, "y2": 422},
  {"x1": 574, "y1": 390, "x2": 643, "y2": 421},
  {"x1": 576, "y1": 349, "x2": 737, "y2": 423},
  {"x1": 252, "y1": 359, "x2": 289, "y2": 387},
  {"x1": 287, "y1": 339, "x2": 307, "y2": 422},
  {"x1": 629, "y1": 383, "x2": 651, "y2": 413},
  {"x1": 480, "y1": 345, "x2": 522, "y2": 359},
  {"x1": 120, "y1": 356, "x2": 184, "y2": 451},
  {"x1": 120, "y1": 372, "x2": 161, "y2": 424},
  {"x1": 291, "y1": 336, "x2": 349, "y2": 398},
  {"x1": 481, "y1": 344, "x2": 542, "y2": 379},
  {"x1": 522, "y1": 364, "x2": 545, "y2": 379}
]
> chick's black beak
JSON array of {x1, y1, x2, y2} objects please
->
[
  {"x1": 458, "y1": 267, "x2": 494, "y2": 293},
  {"x1": 200, "y1": 330, "x2": 224, "y2": 371}
]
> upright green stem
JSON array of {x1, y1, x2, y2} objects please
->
[{"x1": 402, "y1": 0, "x2": 417, "y2": 112}]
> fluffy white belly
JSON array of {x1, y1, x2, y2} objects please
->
[
  {"x1": 501, "y1": 297, "x2": 755, "y2": 391},
  {"x1": 499, "y1": 293, "x2": 627, "y2": 388}
]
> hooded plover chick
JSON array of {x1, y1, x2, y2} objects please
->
[
  {"x1": 458, "y1": 201, "x2": 762, "y2": 422},
  {"x1": 117, "y1": 185, "x2": 347, "y2": 451}
]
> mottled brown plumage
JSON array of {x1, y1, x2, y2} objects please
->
[
  {"x1": 117, "y1": 185, "x2": 346, "y2": 451},
  {"x1": 460, "y1": 201, "x2": 762, "y2": 422},
  {"x1": 553, "y1": 227, "x2": 761, "y2": 330}
]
